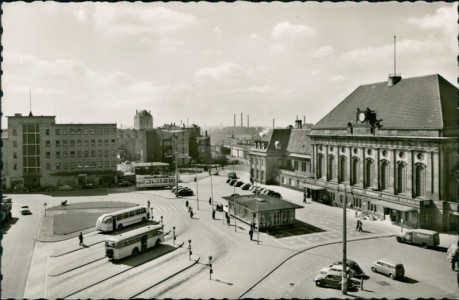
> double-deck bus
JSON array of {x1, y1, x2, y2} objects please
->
[
  {"x1": 96, "y1": 206, "x2": 149, "y2": 232},
  {"x1": 136, "y1": 175, "x2": 175, "y2": 189},
  {"x1": 105, "y1": 225, "x2": 164, "y2": 260}
]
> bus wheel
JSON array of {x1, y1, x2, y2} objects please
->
[
  {"x1": 132, "y1": 248, "x2": 139, "y2": 256},
  {"x1": 155, "y1": 239, "x2": 161, "y2": 247},
  {"x1": 117, "y1": 224, "x2": 123, "y2": 230}
]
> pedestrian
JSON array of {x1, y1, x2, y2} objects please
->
[
  {"x1": 79, "y1": 232, "x2": 84, "y2": 246},
  {"x1": 452, "y1": 250, "x2": 458, "y2": 271},
  {"x1": 303, "y1": 194, "x2": 307, "y2": 204},
  {"x1": 209, "y1": 197, "x2": 212, "y2": 205},
  {"x1": 355, "y1": 210, "x2": 358, "y2": 218},
  {"x1": 358, "y1": 220, "x2": 363, "y2": 232},
  {"x1": 356, "y1": 220, "x2": 360, "y2": 231},
  {"x1": 190, "y1": 209, "x2": 194, "y2": 219},
  {"x1": 212, "y1": 210, "x2": 216, "y2": 220},
  {"x1": 249, "y1": 229, "x2": 253, "y2": 240},
  {"x1": 227, "y1": 217, "x2": 230, "y2": 225},
  {"x1": 185, "y1": 200, "x2": 189, "y2": 208},
  {"x1": 147, "y1": 200, "x2": 150, "y2": 208}
]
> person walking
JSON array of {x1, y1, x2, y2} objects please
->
[
  {"x1": 185, "y1": 200, "x2": 189, "y2": 208},
  {"x1": 190, "y1": 209, "x2": 194, "y2": 219},
  {"x1": 209, "y1": 197, "x2": 212, "y2": 205},
  {"x1": 358, "y1": 220, "x2": 363, "y2": 232},
  {"x1": 356, "y1": 220, "x2": 360, "y2": 231},
  {"x1": 212, "y1": 210, "x2": 216, "y2": 220},
  {"x1": 79, "y1": 232, "x2": 84, "y2": 246},
  {"x1": 147, "y1": 200, "x2": 150, "y2": 208},
  {"x1": 249, "y1": 229, "x2": 253, "y2": 240},
  {"x1": 452, "y1": 249, "x2": 458, "y2": 271}
]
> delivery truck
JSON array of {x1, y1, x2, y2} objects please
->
[{"x1": 396, "y1": 229, "x2": 440, "y2": 248}]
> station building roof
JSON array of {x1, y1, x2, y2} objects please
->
[{"x1": 222, "y1": 194, "x2": 303, "y2": 212}]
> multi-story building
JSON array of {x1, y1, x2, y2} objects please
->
[
  {"x1": 3, "y1": 113, "x2": 118, "y2": 189},
  {"x1": 305, "y1": 74, "x2": 457, "y2": 231},
  {"x1": 249, "y1": 120, "x2": 313, "y2": 187},
  {"x1": 134, "y1": 109, "x2": 153, "y2": 130}
]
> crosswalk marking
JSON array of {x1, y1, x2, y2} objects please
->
[{"x1": 153, "y1": 205, "x2": 187, "y2": 212}]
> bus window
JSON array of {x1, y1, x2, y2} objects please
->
[
  {"x1": 135, "y1": 210, "x2": 141, "y2": 215},
  {"x1": 123, "y1": 213, "x2": 129, "y2": 219},
  {"x1": 129, "y1": 211, "x2": 135, "y2": 217},
  {"x1": 103, "y1": 217, "x2": 112, "y2": 224},
  {"x1": 117, "y1": 215, "x2": 122, "y2": 221}
]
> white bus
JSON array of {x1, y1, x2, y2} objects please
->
[
  {"x1": 96, "y1": 206, "x2": 149, "y2": 232},
  {"x1": 136, "y1": 175, "x2": 175, "y2": 189},
  {"x1": 105, "y1": 225, "x2": 164, "y2": 260}
]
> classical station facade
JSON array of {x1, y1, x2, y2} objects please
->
[{"x1": 303, "y1": 74, "x2": 457, "y2": 231}]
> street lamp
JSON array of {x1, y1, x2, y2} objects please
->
[
  {"x1": 194, "y1": 159, "x2": 199, "y2": 210},
  {"x1": 210, "y1": 161, "x2": 214, "y2": 211},
  {"x1": 160, "y1": 215, "x2": 164, "y2": 230},
  {"x1": 174, "y1": 134, "x2": 179, "y2": 198},
  {"x1": 172, "y1": 226, "x2": 176, "y2": 245},
  {"x1": 44, "y1": 202, "x2": 47, "y2": 216},
  {"x1": 232, "y1": 164, "x2": 237, "y2": 232},
  {"x1": 342, "y1": 185, "x2": 348, "y2": 295}
]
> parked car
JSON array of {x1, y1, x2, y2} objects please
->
[
  {"x1": 20, "y1": 205, "x2": 31, "y2": 215},
  {"x1": 171, "y1": 186, "x2": 184, "y2": 193},
  {"x1": 81, "y1": 183, "x2": 94, "y2": 189},
  {"x1": 118, "y1": 181, "x2": 132, "y2": 187},
  {"x1": 230, "y1": 193, "x2": 240, "y2": 198},
  {"x1": 330, "y1": 260, "x2": 366, "y2": 278},
  {"x1": 226, "y1": 178, "x2": 232, "y2": 184},
  {"x1": 235, "y1": 181, "x2": 244, "y2": 187},
  {"x1": 249, "y1": 185, "x2": 258, "y2": 192},
  {"x1": 59, "y1": 185, "x2": 73, "y2": 191},
  {"x1": 261, "y1": 189, "x2": 271, "y2": 195},
  {"x1": 241, "y1": 183, "x2": 252, "y2": 190},
  {"x1": 229, "y1": 179, "x2": 238, "y2": 186},
  {"x1": 267, "y1": 190, "x2": 282, "y2": 198},
  {"x1": 3, "y1": 195, "x2": 12, "y2": 204},
  {"x1": 178, "y1": 188, "x2": 194, "y2": 196},
  {"x1": 396, "y1": 229, "x2": 440, "y2": 248},
  {"x1": 371, "y1": 259, "x2": 405, "y2": 279},
  {"x1": 313, "y1": 269, "x2": 359, "y2": 289}
]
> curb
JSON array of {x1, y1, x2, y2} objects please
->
[{"x1": 238, "y1": 233, "x2": 395, "y2": 298}]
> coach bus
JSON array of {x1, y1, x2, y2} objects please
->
[
  {"x1": 105, "y1": 225, "x2": 164, "y2": 260},
  {"x1": 96, "y1": 206, "x2": 149, "y2": 232},
  {"x1": 136, "y1": 175, "x2": 175, "y2": 189}
]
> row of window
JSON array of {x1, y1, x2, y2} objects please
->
[
  {"x1": 45, "y1": 161, "x2": 116, "y2": 170},
  {"x1": 42, "y1": 150, "x2": 117, "y2": 159},
  {"x1": 44, "y1": 139, "x2": 116, "y2": 147},
  {"x1": 13, "y1": 127, "x2": 116, "y2": 136}
]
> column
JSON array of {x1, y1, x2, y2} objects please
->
[
  {"x1": 391, "y1": 149, "x2": 396, "y2": 194},
  {"x1": 375, "y1": 148, "x2": 380, "y2": 190},
  {"x1": 358, "y1": 147, "x2": 364, "y2": 187},
  {"x1": 407, "y1": 150, "x2": 413, "y2": 197},
  {"x1": 432, "y1": 150, "x2": 440, "y2": 200},
  {"x1": 324, "y1": 145, "x2": 329, "y2": 181},
  {"x1": 425, "y1": 151, "x2": 433, "y2": 197}
]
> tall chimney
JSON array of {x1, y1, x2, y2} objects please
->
[{"x1": 295, "y1": 119, "x2": 302, "y2": 129}]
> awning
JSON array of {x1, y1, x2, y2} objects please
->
[
  {"x1": 373, "y1": 200, "x2": 417, "y2": 212},
  {"x1": 300, "y1": 183, "x2": 326, "y2": 191}
]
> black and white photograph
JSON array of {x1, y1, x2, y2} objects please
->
[{"x1": 1, "y1": 2, "x2": 458, "y2": 299}]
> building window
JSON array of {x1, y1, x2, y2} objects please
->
[
  {"x1": 77, "y1": 129, "x2": 82, "y2": 135},
  {"x1": 46, "y1": 152, "x2": 51, "y2": 158},
  {"x1": 301, "y1": 162, "x2": 306, "y2": 172},
  {"x1": 70, "y1": 162, "x2": 75, "y2": 169},
  {"x1": 84, "y1": 140, "x2": 89, "y2": 147},
  {"x1": 380, "y1": 160, "x2": 389, "y2": 190},
  {"x1": 84, "y1": 162, "x2": 90, "y2": 168},
  {"x1": 78, "y1": 162, "x2": 83, "y2": 169},
  {"x1": 104, "y1": 150, "x2": 109, "y2": 157},
  {"x1": 63, "y1": 129, "x2": 68, "y2": 135},
  {"x1": 13, "y1": 141, "x2": 18, "y2": 147},
  {"x1": 97, "y1": 129, "x2": 102, "y2": 135},
  {"x1": 97, "y1": 139, "x2": 102, "y2": 146},
  {"x1": 365, "y1": 159, "x2": 375, "y2": 189},
  {"x1": 91, "y1": 161, "x2": 96, "y2": 168},
  {"x1": 294, "y1": 160, "x2": 299, "y2": 170},
  {"x1": 105, "y1": 161, "x2": 109, "y2": 168},
  {"x1": 63, "y1": 151, "x2": 68, "y2": 158},
  {"x1": 46, "y1": 163, "x2": 51, "y2": 170},
  {"x1": 70, "y1": 140, "x2": 75, "y2": 147},
  {"x1": 56, "y1": 163, "x2": 61, "y2": 170},
  {"x1": 56, "y1": 140, "x2": 61, "y2": 147},
  {"x1": 63, "y1": 140, "x2": 68, "y2": 147},
  {"x1": 317, "y1": 154, "x2": 324, "y2": 179},
  {"x1": 70, "y1": 129, "x2": 75, "y2": 135},
  {"x1": 77, "y1": 151, "x2": 82, "y2": 157},
  {"x1": 327, "y1": 155, "x2": 335, "y2": 181},
  {"x1": 91, "y1": 140, "x2": 96, "y2": 146},
  {"x1": 111, "y1": 139, "x2": 115, "y2": 146},
  {"x1": 56, "y1": 128, "x2": 60, "y2": 135},
  {"x1": 338, "y1": 156, "x2": 347, "y2": 183},
  {"x1": 13, "y1": 128, "x2": 18, "y2": 136},
  {"x1": 97, "y1": 161, "x2": 102, "y2": 168},
  {"x1": 414, "y1": 164, "x2": 426, "y2": 198},
  {"x1": 105, "y1": 139, "x2": 109, "y2": 146},
  {"x1": 63, "y1": 162, "x2": 68, "y2": 169},
  {"x1": 396, "y1": 162, "x2": 406, "y2": 194},
  {"x1": 98, "y1": 150, "x2": 103, "y2": 157},
  {"x1": 45, "y1": 140, "x2": 50, "y2": 147},
  {"x1": 56, "y1": 152, "x2": 61, "y2": 158},
  {"x1": 70, "y1": 151, "x2": 75, "y2": 158},
  {"x1": 91, "y1": 150, "x2": 96, "y2": 157},
  {"x1": 84, "y1": 129, "x2": 88, "y2": 135},
  {"x1": 13, "y1": 163, "x2": 17, "y2": 170},
  {"x1": 84, "y1": 150, "x2": 89, "y2": 157},
  {"x1": 104, "y1": 128, "x2": 109, "y2": 134},
  {"x1": 77, "y1": 140, "x2": 82, "y2": 147},
  {"x1": 13, "y1": 152, "x2": 17, "y2": 159},
  {"x1": 45, "y1": 129, "x2": 50, "y2": 135},
  {"x1": 91, "y1": 128, "x2": 95, "y2": 135},
  {"x1": 351, "y1": 157, "x2": 359, "y2": 185}
]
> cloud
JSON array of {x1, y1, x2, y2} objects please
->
[
  {"x1": 408, "y1": 5, "x2": 456, "y2": 32},
  {"x1": 272, "y1": 21, "x2": 317, "y2": 39},
  {"x1": 309, "y1": 46, "x2": 335, "y2": 58},
  {"x1": 269, "y1": 44, "x2": 289, "y2": 54},
  {"x1": 194, "y1": 62, "x2": 251, "y2": 84},
  {"x1": 212, "y1": 26, "x2": 222, "y2": 36},
  {"x1": 93, "y1": 5, "x2": 197, "y2": 35}
]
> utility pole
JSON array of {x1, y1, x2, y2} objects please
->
[
  {"x1": 195, "y1": 159, "x2": 199, "y2": 210},
  {"x1": 342, "y1": 185, "x2": 348, "y2": 295}
]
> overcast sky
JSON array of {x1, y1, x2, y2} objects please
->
[{"x1": 2, "y1": 2, "x2": 457, "y2": 129}]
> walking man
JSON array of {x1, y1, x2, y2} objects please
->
[
  {"x1": 358, "y1": 220, "x2": 363, "y2": 232},
  {"x1": 147, "y1": 200, "x2": 150, "y2": 209},
  {"x1": 249, "y1": 229, "x2": 253, "y2": 240},
  {"x1": 212, "y1": 210, "x2": 216, "y2": 220},
  {"x1": 190, "y1": 209, "x2": 194, "y2": 219},
  {"x1": 186, "y1": 200, "x2": 189, "y2": 208},
  {"x1": 209, "y1": 197, "x2": 212, "y2": 205},
  {"x1": 356, "y1": 220, "x2": 361, "y2": 231},
  {"x1": 79, "y1": 232, "x2": 84, "y2": 246}
]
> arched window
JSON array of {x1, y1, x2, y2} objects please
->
[
  {"x1": 328, "y1": 155, "x2": 335, "y2": 181},
  {"x1": 338, "y1": 156, "x2": 347, "y2": 183},
  {"x1": 317, "y1": 154, "x2": 324, "y2": 179},
  {"x1": 365, "y1": 159, "x2": 375, "y2": 189},
  {"x1": 396, "y1": 162, "x2": 406, "y2": 194},
  {"x1": 380, "y1": 160, "x2": 389, "y2": 191},
  {"x1": 414, "y1": 164, "x2": 426, "y2": 198},
  {"x1": 351, "y1": 157, "x2": 359, "y2": 186}
]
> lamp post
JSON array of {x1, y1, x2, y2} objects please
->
[
  {"x1": 160, "y1": 216, "x2": 164, "y2": 231},
  {"x1": 209, "y1": 159, "x2": 214, "y2": 211},
  {"x1": 174, "y1": 135, "x2": 179, "y2": 198},
  {"x1": 208, "y1": 256, "x2": 213, "y2": 279},
  {"x1": 195, "y1": 159, "x2": 199, "y2": 210},
  {"x1": 44, "y1": 202, "x2": 47, "y2": 216},
  {"x1": 232, "y1": 164, "x2": 237, "y2": 232},
  {"x1": 342, "y1": 185, "x2": 348, "y2": 295}
]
